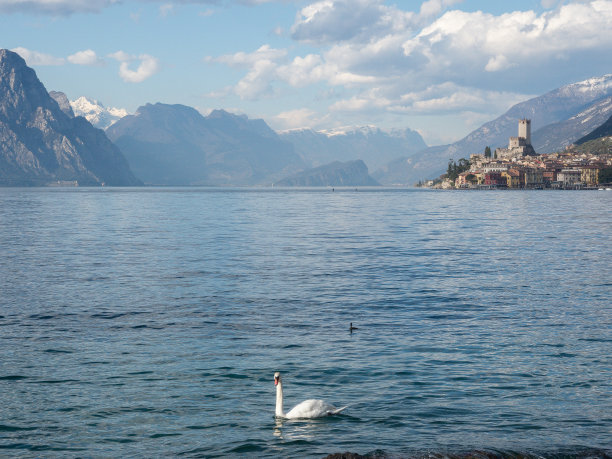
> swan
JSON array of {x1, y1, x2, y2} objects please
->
[{"x1": 274, "y1": 372, "x2": 347, "y2": 419}]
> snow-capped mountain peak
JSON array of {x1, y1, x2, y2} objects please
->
[
  {"x1": 70, "y1": 96, "x2": 129, "y2": 130},
  {"x1": 558, "y1": 74, "x2": 612, "y2": 98}
]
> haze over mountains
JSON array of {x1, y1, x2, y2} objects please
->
[
  {"x1": 1, "y1": 47, "x2": 612, "y2": 187},
  {"x1": 106, "y1": 103, "x2": 305, "y2": 186},
  {"x1": 280, "y1": 126, "x2": 426, "y2": 173}
]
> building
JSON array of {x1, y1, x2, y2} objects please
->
[
  {"x1": 484, "y1": 172, "x2": 505, "y2": 187},
  {"x1": 558, "y1": 169, "x2": 582, "y2": 188},
  {"x1": 482, "y1": 162, "x2": 509, "y2": 173},
  {"x1": 495, "y1": 119, "x2": 537, "y2": 160},
  {"x1": 581, "y1": 166, "x2": 599, "y2": 186},
  {"x1": 502, "y1": 169, "x2": 521, "y2": 188},
  {"x1": 524, "y1": 168, "x2": 544, "y2": 188}
]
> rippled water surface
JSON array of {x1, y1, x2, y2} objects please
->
[{"x1": 1, "y1": 188, "x2": 611, "y2": 458}]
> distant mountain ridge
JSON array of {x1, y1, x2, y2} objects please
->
[
  {"x1": 374, "y1": 74, "x2": 612, "y2": 185},
  {"x1": 0, "y1": 49, "x2": 140, "y2": 186},
  {"x1": 274, "y1": 160, "x2": 379, "y2": 187},
  {"x1": 106, "y1": 103, "x2": 303, "y2": 186},
  {"x1": 280, "y1": 126, "x2": 426, "y2": 172}
]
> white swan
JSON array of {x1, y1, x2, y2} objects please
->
[{"x1": 274, "y1": 372, "x2": 347, "y2": 419}]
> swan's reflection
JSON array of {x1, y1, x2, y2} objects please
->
[
  {"x1": 273, "y1": 418, "x2": 284, "y2": 438},
  {"x1": 273, "y1": 416, "x2": 333, "y2": 441}
]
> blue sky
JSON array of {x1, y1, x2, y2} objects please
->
[{"x1": 1, "y1": 0, "x2": 611, "y2": 145}]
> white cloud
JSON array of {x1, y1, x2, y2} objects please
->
[
  {"x1": 276, "y1": 54, "x2": 325, "y2": 87},
  {"x1": 208, "y1": 44, "x2": 287, "y2": 67},
  {"x1": 485, "y1": 54, "x2": 513, "y2": 72},
  {"x1": 206, "y1": 0, "x2": 612, "y2": 129},
  {"x1": 403, "y1": 2, "x2": 612, "y2": 74},
  {"x1": 327, "y1": 82, "x2": 533, "y2": 118},
  {"x1": 419, "y1": 0, "x2": 463, "y2": 18},
  {"x1": 291, "y1": 0, "x2": 414, "y2": 44},
  {"x1": 67, "y1": 49, "x2": 104, "y2": 66},
  {"x1": 207, "y1": 45, "x2": 288, "y2": 99},
  {"x1": 11, "y1": 47, "x2": 65, "y2": 65},
  {"x1": 109, "y1": 51, "x2": 160, "y2": 83},
  {"x1": 234, "y1": 59, "x2": 278, "y2": 99}
]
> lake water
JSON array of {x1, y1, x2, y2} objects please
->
[{"x1": 0, "y1": 187, "x2": 611, "y2": 458}]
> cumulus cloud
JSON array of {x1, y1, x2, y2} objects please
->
[
  {"x1": 208, "y1": 44, "x2": 287, "y2": 67},
  {"x1": 11, "y1": 47, "x2": 65, "y2": 65},
  {"x1": 109, "y1": 51, "x2": 160, "y2": 83},
  {"x1": 206, "y1": 0, "x2": 612, "y2": 123},
  {"x1": 403, "y1": 2, "x2": 612, "y2": 75},
  {"x1": 419, "y1": 0, "x2": 463, "y2": 18},
  {"x1": 392, "y1": 83, "x2": 532, "y2": 114},
  {"x1": 291, "y1": 0, "x2": 414, "y2": 44},
  {"x1": 207, "y1": 45, "x2": 288, "y2": 99},
  {"x1": 67, "y1": 49, "x2": 104, "y2": 66}
]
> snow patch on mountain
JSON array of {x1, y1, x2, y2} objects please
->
[{"x1": 70, "y1": 96, "x2": 129, "y2": 130}]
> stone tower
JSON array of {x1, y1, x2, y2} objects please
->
[{"x1": 518, "y1": 119, "x2": 531, "y2": 145}]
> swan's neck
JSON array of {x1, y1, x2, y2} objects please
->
[{"x1": 275, "y1": 381, "x2": 284, "y2": 417}]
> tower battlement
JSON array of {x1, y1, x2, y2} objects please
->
[{"x1": 518, "y1": 119, "x2": 531, "y2": 145}]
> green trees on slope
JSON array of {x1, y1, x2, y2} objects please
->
[{"x1": 446, "y1": 158, "x2": 471, "y2": 182}]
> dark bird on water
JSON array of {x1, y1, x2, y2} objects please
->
[{"x1": 350, "y1": 323, "x2": 358, "y2": 332}]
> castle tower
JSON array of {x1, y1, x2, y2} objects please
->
[{"x1": 518, "y1": 119, "x2": 531, "y2": 145}]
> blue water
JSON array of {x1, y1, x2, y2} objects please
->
[{"x1": 0, "y1": 188, "x2": 611, "y2": 458}]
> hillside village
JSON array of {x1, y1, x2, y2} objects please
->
[{"x1": 426, "y1": 119, "x2": 612, "y2": 190}]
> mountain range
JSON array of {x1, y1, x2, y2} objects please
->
[
  {"x1": 0, "y1": 49, "x2": 139, "y2": 186},
  {"x1": 2, "y1": 46, "x2": 612, "y2": 187},
  {"x1": 106, "y1": 103, "x2": 304, "y2": 186}
]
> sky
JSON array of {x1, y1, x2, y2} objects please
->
[{"x1": 1, "y1": 0, "x2": 611, "y2": 145}]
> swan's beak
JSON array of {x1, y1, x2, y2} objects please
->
[{"x1": 274, "y1": 377, "x2": 279, "y2": 386}]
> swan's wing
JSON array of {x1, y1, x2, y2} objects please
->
[{"x1": 286, "y1": 399, "x2": 347, "y2": 419}]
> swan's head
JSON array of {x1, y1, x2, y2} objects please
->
[{"x1": 274, "y1": 372, "x2": 281, "y2": 386}]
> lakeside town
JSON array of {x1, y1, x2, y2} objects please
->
[{"x1": 424, "y1": 119, "x2": 612, "y2": 190}]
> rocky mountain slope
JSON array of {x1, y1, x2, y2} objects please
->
[
  {"x1": 70, "y1": 96, "x2": 128, "y2": 130},
  {"x1": 280, "y1": 126, "x2": 426, "y2": 172},
  {"x1": 274, "y1": 160, "x2": 379, "y2": 187},
  {"x1": 0, "y1": 49, "x2": 140, "y2": 186},
  {"x1": 106, "y1": 103, "x2": 303, "y2": 186},
  {"x1": 49, "y1": 91, "x2": 74, "y2": 117},
  {"x1": 374, "y1": 74, "x2": 612, "y2": 185},
  {"x1": 576, "y1": 113, "x2": 612, "y2": 145}
]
